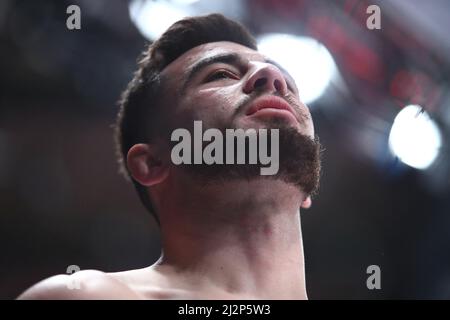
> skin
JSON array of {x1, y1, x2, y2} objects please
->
[{"x1": 18, "y1": 41, "x2": 315, "y2": 300}]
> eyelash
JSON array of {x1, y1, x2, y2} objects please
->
[
  {"x1": 205, "y1": 69, "x2": 296, "y2": 93},
  {"x1": 206, "y1": 70, "x2": 239, "y2": 82}
]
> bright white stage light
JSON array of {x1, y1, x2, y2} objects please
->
[
  {"x1": 172, "y1": 0, "x2": 200, "y2": 4},
  {"x1": 129, "y1": 0, "x2": 191, "y2": 40},
  {"x1": 257, "y1": 33, "x2": 337, "y2": 104},
  {"x1": 389, "y1": 104, "x2": 442, "y2": 170}
]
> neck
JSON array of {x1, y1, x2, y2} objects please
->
[{"x1": 153, "y1": 176, "x2": 308, "y2": 299}]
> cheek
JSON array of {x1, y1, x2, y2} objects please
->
[
  {"x1": 185, "y1": 86, "x2": 240, "y2": 126},
  {"x1": 306, "y1": 118, "x2": 315, "y2": 139},
  {"x1": 299, "y1": 103, "x2": 315, "y2": 137}
]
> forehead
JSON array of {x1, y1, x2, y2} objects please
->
[{"x1": 161, "y1": 41, "x2": 265, "y2": 76}]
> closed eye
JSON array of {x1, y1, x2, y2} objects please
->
[{"x1": 205, "y1": 69, "x2": 239, "y2": 82}]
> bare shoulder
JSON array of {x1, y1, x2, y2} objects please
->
[
  {"x1": 17, "y1": 269, "x2": 141, "y2": 300},
  {"x1": 109, "y1": 267, "x2": 195, "y2": 299}
]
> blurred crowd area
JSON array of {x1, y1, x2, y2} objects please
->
[{"x1": 1, "y1": 0, "x2": 450, "y2": 299}]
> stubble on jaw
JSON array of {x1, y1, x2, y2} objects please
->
[{"x1": 170, "y1": 118, "x2": 322, "y2": 196}]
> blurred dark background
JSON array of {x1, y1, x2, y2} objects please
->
[{"x1": 1, "y1": 0, "x2": 450, "y2": 299}]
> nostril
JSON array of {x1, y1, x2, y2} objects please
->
[
  {"x1": 254, "y1": 78, "x2": 267, "y2": 89},
  {"x1": 274, "y1": 79, "x2": 282, "y2": 92}
]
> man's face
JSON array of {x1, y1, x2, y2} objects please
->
[
  {"x1": 159, "y1": 41, "x2": 321, "y2": 195},
  {"x1": 161, "y1": 41, "x2": 314, "y2": 137}
]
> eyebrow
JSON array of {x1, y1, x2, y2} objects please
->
[
  {"x1": 182, "y1": 53, "x2": 242, "y2": 91},
  {"x1": 182, "y1": 52, "x2": 297, "y2": 92}
]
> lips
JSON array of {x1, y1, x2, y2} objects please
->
[{"x1": 245, "y1": 96, "x2": 298, "y2": 122}]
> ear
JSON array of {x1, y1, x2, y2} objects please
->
[
  {"x1": 126, "y1": 143, "x2": 169, "y2": 187},
  {"x1": 300, "y1": 196, "x2": 312, "y2": 209}
]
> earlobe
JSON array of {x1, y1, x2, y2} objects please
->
[
  {"x1": 301, "y1": 196, "x2": 312, "y2": 209},
  {"x1": 127, "y1": 144, "x2": 168, "y2": 187}
]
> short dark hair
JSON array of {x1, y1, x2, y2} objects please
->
[{"x1": 114, "y1": 14, "x2": 257, "y2": 223}]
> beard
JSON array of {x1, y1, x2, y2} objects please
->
[{"x1": 171, "y1": 117, "x2": 322, "y2": 196}]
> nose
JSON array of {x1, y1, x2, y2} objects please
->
[{"x1": 243, "y1": 62, "x2": 288, "y2": 95}]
